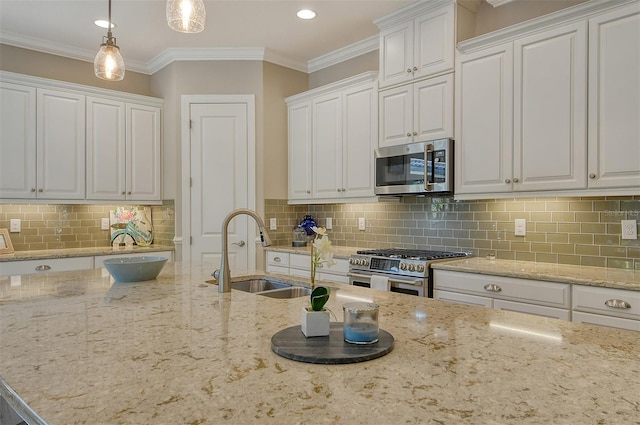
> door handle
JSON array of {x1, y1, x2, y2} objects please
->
[{"x1": 232, "y1": 240, "x2": 246, "y2": 247}]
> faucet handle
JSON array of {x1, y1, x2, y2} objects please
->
[{"x1": 212, "y1": 269, "x2": 220, "y2": 279}]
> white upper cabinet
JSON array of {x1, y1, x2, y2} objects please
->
[
  {"x1": 377, "y1": 2, "x2": 455, "y2": 89},
  {"x1": 286, "y1": 72, "x2": 378, "y2": 204},
  {"x1": 287, "y1": 101, "x2": 313, "y2": 201},
  {"x1": 512, "y1": 22, "x2": 587, "y2": 192},
  {"x1": 87, "y1": 100, "x2": 161, "y2": 201},
  {"x1": 455, "y1": 0, "x2": 637, "y2": 198},
  {"x1": 0, "y1": 82, "x2": 36, "y2": 199},
  {"x1": 587, "y1": 2, "x2": 640, "y2": 189},
  {"x1": 36, "y1": 88, "x2": 86, "y2": 199}
]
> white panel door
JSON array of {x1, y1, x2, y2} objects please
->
[
  {"x1": 189, "y1": 101, "x2": 251, "y2": 270},
  {"x1": 378, "y1": 84, "x2": 413, "y2": 148},
  {"x1": 86, "y1": 97, "x2": 126, "y2": 200},
  {"x1": 379, "y1": 20, "x2": 414, "y2": 88},
  {"x1": 588, "y1": 3, "x2": 640, "y2": 189},
  {"x1": 414, "y1": 73, "x2": 453, "y2": 142},
  {"x1": 342, "y1": 82, "x2": 376, "y2": 198},
  {"x1": 127, "y1": 104, "x2": 161, "y2": 201},
  {"x1": 455, "y1": 43, "x2": 513, "y2": 195},
  {"x1": 312, "y1": 92, "x2": 342, "y2": 199},
  {"x1": 513, "y1": 22, "x2": 587, "y2": 192},
  {"x1": 287, "y1": 101, "x2": 312, "y2": 200},
  {"x1": 0, "y1": 82, "x2": 36, "y2": 199},
  {"x1": 413, "y1": 3, "x2": 455, "y2": 80},
  {"x1": 36, "y1": 88, "x2": 85, "y2": 199}
]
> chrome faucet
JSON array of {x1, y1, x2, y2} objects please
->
[{"x1": 212, "y1": 208, "x2": 272, "y2": 293}]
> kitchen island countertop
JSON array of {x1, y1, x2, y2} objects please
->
[{"x1": 1, "y1": 262, "x2": 638, "y2": 424}]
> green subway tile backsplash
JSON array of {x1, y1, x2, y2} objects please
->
[{"x1": 265, "y1": 195, "x2": 640, "y2": 270}]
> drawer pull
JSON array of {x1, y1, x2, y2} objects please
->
[
  {"x1": 273, "y1": 257, "x2": 281, "y2": 263},
  {"x1": 483, "y1": 283, "x2": 502, "y2": 293},
  {"x1": 35, "y1": 265, "x2": 51, "y2": 271},
  {"x1": 604, "y1": 299, "x2": 631, "y2": 309}
]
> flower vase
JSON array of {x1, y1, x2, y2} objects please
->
[{"x1": 301, "y1": 307, "x2": 330, "y2": 337}]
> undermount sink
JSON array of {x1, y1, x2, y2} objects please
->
[{"x1": 205, "y1": 278, "x2": 311, "y2": 298}]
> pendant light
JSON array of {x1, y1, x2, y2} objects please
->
[
  {"x1": 166, "y1": 0, "x2": 206, "y2": 33},
  {"x1": 94, "y1": 0, "x2": 125, "y2": 81}
]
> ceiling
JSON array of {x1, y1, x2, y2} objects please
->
[{"x1": 0, "y1": 0, "x2": 415, "y2": 74}]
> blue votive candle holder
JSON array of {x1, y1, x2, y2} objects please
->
[{"x1": 343, "y1": 302, "x2": 380, "y2": 344}]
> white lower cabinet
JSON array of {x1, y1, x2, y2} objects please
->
[
  {"x1": 265, "y1": 251, "x2": 349, "y2": 284},
  {"x1": 572, "y1": 285, "x2": 640, "y2": 332},
  {"x1": 433, "y1": 270, "x2": 571, "y2": 320},
  {"x1": 0, "y1": 257, "x2": 94, "y2": 277}
]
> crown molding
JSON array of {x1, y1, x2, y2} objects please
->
[
  {"x1": 486, "y1": 0, "x2": 517, "y2": 7},
  {"x1": 307, "y1": 36, "x2": 379, "y2": 74}
]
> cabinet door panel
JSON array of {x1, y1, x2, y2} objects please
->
[
  {"x1": 378, "y1": 85, "x2": 413, "y2": 148},
  {"x1": 513, "y1": 22, "x2": 587, "y2": 192},
  {"x1": 379, "y1": 21, "x2": 413, "y2": 88},
  {"x1": 288, "y1": 102, "x2": 312, "y2": 200},
  {"x1": 455, "y1": 44, "x2": 513, "y2": 195},
  {"x1": 414, "y1": 4, "x2": 454, "y2": 79},
  {"x1": 573, "y1": 311, "x2": 640, "y2": 332},
  {"x1": 343, "y1": 83, "x2": 376, "y2": 197},
  {"x1": 312, "y1": 93, "x2": 342, "y2": 198},
  {"x1": 37, "y1": 89, "x2": 85, "y2": 199},
  {"x1": 86, "y1": 97, "x2": 126, "y2": 200},
  {"x1": 127, "y1": 104, "x2": 161, "y2": 201},
  {"x1": 414, "y1": 73, "x2": 453, "y2": 141},
  {"x1": 588, "y1": 3, "x2": 640, "y2": 189},
  {"x1": 0, "y1": 82, "x2": 36, "y2": 198}
]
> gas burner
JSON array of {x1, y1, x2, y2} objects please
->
[{"x1": 356, "y1": 248, "x2": 469, "y2": 262}]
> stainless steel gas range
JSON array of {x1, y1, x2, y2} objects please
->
[{"x1": 348, "y1": 249, "x2": 470, "y2": 297}]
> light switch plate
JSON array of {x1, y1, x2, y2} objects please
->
[
  {"x1": 326, "y1": 217, "x2": 333, "y2": 230},
  {"x1": 621, "y1": 220, "x2": 637, "y2": 240},
  {"x1": 101, "y1": 218, "x2": 110, "y2": 230},
  {"x1": 269, "y1": 218, "x2": 277, "y2": 230},
  {"x1": 9, "y1": 218, "x2": 21, "y2": 232},
  {"x1": 514, "y1": 219, "x2": 526, "y2": 236},
  {"x1": 358, "y1": 217, "x2": 366, "y2": 231}
]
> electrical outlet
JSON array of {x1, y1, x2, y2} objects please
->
[
  {"x1": 269, "y1": 218, "x2": 277, "y2": 230},
  {"x1": 101, "y1": 218, "x2": 111, "y2": 230},
  {"x1": 621, "y1": 220, "x2": 637, "y2": 240},
  {"x1": 9, "y1": 219, "x2": 21, "y2": 232},
  {"x1": 358, "y1": 217, "x2": 366, "y2": 231},
  {"x1": 326, "y1": 217, "x2": 333, "y2": 230},
  {"x1": 514, "y1": 219, "x2": 526, "y2": 236}
]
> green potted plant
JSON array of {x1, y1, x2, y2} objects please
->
[{"x1": 301, "y1": 286, "x2": 331, "y2": 337}]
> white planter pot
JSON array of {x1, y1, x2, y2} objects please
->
[{"x1": 301, "y1": 307, "x2": 330, "y2": 337}]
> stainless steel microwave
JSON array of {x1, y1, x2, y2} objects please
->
[{"x1": 374, "y1": 138, "x2": 454, "y2": 196}]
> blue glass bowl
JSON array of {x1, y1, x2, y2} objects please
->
[{"x1": 103, "y1": 256, "x2": 168, "y2": 282}]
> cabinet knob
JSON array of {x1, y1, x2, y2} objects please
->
[
  {"x1": 341, "y1": 188, "x2": 346, "y2": 192},
  {"x1": 505, "y1": 179, "x2": 511, "y2": 184},
  {"x1": 604, "y1": 299, "x2": 631, "y2": 309},
  {"x1": 406, "y1": 132, "x2": 412, "y2": 137},
  {"x1": 483, "y1": 283, "x2": 502, "y2": 293},
  {"x1": 413, "y1": 66, "x2": 418, "y2": 72},
  {"x1": 121, "y1": 191, "x2": 126, "y2": 195},
  {"x1": 306, "y1": 190, "x2": 311, "y2": 194},
  {"x1": 31, "y1": 188, "x2": 36, "y2": 192},
  {"x1": 413, "y1": 131, "x2": 417, "y2": 136},
  {"x1": 406, "y1": 68, "x2": 412, "y2": 73},
  {"x1": 38, "y1": 188, "x2": 43, "y2": 192},
  {"x1": 589, "y1": 173, "x2": 596, "y2": 179},
  {"x1": 513, "y1": 178, "x2": 519, "y2": 183},
  {"x1": 337, "y1": 188, "x2": 341, "y2": 192}
]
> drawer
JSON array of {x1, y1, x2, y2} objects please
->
[
  {"x1": 0, "y1": 257, "x2": 94, "y2": 276},
  {"x1": 572, "y1": 285, "x2": 640, "y2": 321},
  {"x1": 434, "y1": 270, "x2": 570, "y2": 308},
  {"x1": 318, "y1": 258, "x2": 349, "y2": 276},
  {"x1": 266, "y1": 264, "x2": 289, "y2": 275},
  {"x1": 266, "y1": 251, "x2": 289, "y2": 267},
  {"x1": 573, "y1": 311, "x2": 640, "y2": 332},
  {"x1": 494, "y1": 299, "x2": 571, "y2": 321},
  {"x1": 434, "y1": 290, "x2": 493, "y2": 308},
  {"x1": 318, "y1": 272, "x2": 349, "y2": 284},
  {"x1": 290, "y1": 253, "x2": 311, "y2": 270},
  {"x1": 94, "y1": 251, "x2": 173, "y2": 268}
]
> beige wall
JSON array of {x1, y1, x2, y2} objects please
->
[
  {"x1": 308, "y1": 50, "x2": 378, "y2": 89},
  {"x1": 0, "y1": 44, "x2": 154, "y2": 96}
]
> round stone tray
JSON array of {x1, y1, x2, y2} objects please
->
[{"x1": 271, "y1": 322, "x2": 394, "y2": 364}]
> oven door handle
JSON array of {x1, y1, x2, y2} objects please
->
[{"x1": 348, "y1": 272, "x2": 424, "y2": 286}]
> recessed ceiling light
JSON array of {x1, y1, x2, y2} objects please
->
[
  {"x1": 296, "y1": 9, "x2": 316, "y2": 20},
  {"x1": 94, "y1": 19, "x2": 115, "y2": 29}
]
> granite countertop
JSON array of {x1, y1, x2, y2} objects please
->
[
  {"x1": 1, "y1": 263, "x2": 639, "y2": 424},
  {"x1": 0, "y1": 245, "x2": 175, "y2": 263},
  {"x1": 432, "y1": 257, "x2": 640, "y2": 291},
  {"x1": 266, "y1": 245, "x2": 360, "y2": 259}
]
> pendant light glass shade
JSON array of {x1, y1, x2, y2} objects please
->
[
  {"x1": 94, "y1": 0, "x2": 125, "y2": 81},
  {"x1": 166, "y1": 0, "x2": 206, "y2": 33},
  {"x1": 94, "y1": 41, "x2": 125, "y2": 81}
]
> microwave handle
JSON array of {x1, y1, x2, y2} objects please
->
[{"x1": 424, "y1": 143, "x2": 434, "y2": 191}]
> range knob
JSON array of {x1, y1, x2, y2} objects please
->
[
  {"x1": 349, "y1": 258, "x2": 354, "y2": 265},
  {"x1": 408, "y1": 264, "x2": 416, "y2": 272},
  {"x1": 363, "y1": 260, "x2": 370, "y2": 267},
  {"x1": 417, "y1": 265, "x2": 425, "y2": 272},
  {"x1": 400, "y1": 263, "x2": 407, "y2": 270}
]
